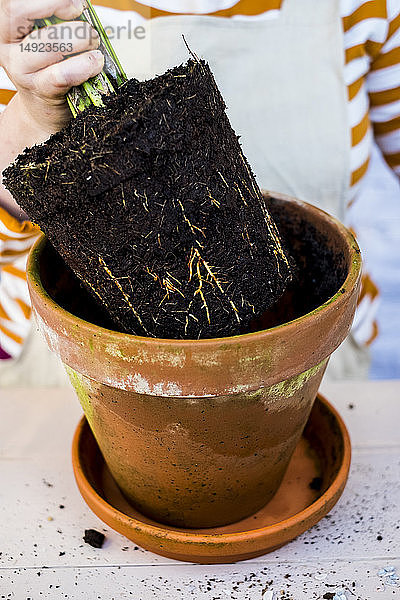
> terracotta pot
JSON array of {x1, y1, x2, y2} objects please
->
[{"x1": 27, "y1": 193, "x2": 361, "y2": 529}]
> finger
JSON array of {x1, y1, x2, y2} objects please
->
[
  {"x1": 10, "y1": 22, "x2": 99, "y2": 75},
  {"x1": 30, "y1": 49, "x2": 104, "y2": 99},
  {"x1": 0, "y1": 0, "x2": 85, "y2": 43}
]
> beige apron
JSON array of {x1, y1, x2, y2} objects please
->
[
  {"x1": 0, "y1": 0, "x2": 369, "y2": 387},
  {"x1": 114, "y1": 0, "x2": 351, "y2": 220}
]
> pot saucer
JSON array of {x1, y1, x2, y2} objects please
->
[{"x1": 72, "y1": 393, "x2": 350, "y2": 564}]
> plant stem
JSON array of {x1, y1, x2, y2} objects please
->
[
  {"x1": 35, "y1": 2, "x2": 127, "y2": 118},
  {"x1": 83, "y1": 0, "x2": 127, "y2": 87}
]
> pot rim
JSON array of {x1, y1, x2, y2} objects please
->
[
  {"x1": 27, "y1": 192, "x2": 361, "y2": 350},
  {"x1": 72, "y1": 393, "x2": 351, "y2": 548}
]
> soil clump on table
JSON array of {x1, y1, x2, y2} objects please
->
[{"x1": 83, "y1": 529, "x2": 105, "y2": 549}]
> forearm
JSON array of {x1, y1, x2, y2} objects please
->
[{"x1": 0, "y1": 93, "x2": 57, "y2": 220}]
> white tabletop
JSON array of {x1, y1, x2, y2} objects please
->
[{"x1": 0, "y1": 381, "x2": 399, "y2": 599}]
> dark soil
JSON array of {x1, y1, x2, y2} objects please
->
[
  {"x1": 246, "y1": 197, "x2": 348, "y2": 331},
  {"x1": 4, "y1": 59, "x2": 292, "y2": 340},
  {"x1": 309, "y1": 476, "x2": 323, "y2": 491},
  {"x1": 38, "y1": 196, "x2": 348, "y2": 334},
  {"x1": 83, "y1": 529, "x2": 105, "y2": 548}
]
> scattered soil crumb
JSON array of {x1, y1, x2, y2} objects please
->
[{"x1": 83, "y1": 529, "x2": 105, "y2": 549}]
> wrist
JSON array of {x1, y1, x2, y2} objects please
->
[{"x1": 13, "y1": 93, "x2": 64, "y2": 146}]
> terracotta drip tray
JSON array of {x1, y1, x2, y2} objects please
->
[{"x1": 72, "y1": 394, "x2": 351, "y2": 564}]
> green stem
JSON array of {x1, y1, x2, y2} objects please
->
[
  {"x1": 35, "y1": 3, "x2": 127, "y2": 118},
  {"x1": 83, "y1": 0, "x2": 127, "y2": 87}
]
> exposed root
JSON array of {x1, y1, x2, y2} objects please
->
[
  {"x1": 82, "y1": 276, "x2": 108, "y2": 306},
  {"x1": 206, "y1": 188, "x2": 220, "y2": 208},
  {"x1": 160, "y1": 274, "x2": 185, "y2": 306},
  {"x1": 242, "y1": 225, "x2": 255, "y2": 258},
  {"x1": 235, "y1": 182, "x2": 248, "y2": 207},
  {"x1": 217, "y1": 171, "x2": 229, "y2": 188},
  {"x1": 177, "y1": 200, "x2": 206, "y2": 237},
  {"x1": 120, "y1": 183, "x2": 126, "y2": 208},
  {"x1": 146, "y1": 267, "x2": 185, "y2": 307},
  {"x1": 188, "y1": 248, "x2": 240, "y2": 324},
  {"x1": 184, "y1": 300, "x2": 199, "y2": 336},
  {"x1": 99, "y1": 256, "x2": 150, "y2": 335}
]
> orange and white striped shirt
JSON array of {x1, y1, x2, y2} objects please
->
[
  {"x1": 0, "y1": 209, "x2": 39, "y2": 359},
  {"x1": 1, "y1": 0, "x2": 399, "y2": 358}
]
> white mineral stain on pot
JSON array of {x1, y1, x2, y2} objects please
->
[
  {"x1": 191, "y1": 353, "x2": 221, "y2": 368},
  {"x1": 105, "y1": 343, "x2": 186, "y2": 368},
  {"x1": 151, "y1": 382, "x2": 183, "y2": 396},
  {"x1": 104, "y1": 373, "x2": 184, "y2": 397},
  {"x1": 154, "y1": 350, "x2": 186, "y2": 368},
  {"x1": 120, "y1": 373, "x2": 151, "y2": 394},
  {"x1": 182, "y1": 398, "x2": 203, "y2": 405},
  {"x1": 238, "y1": 354, "x2": 265, "y2": 365},
  {"x1": 105, "y1": 343, "x2": 127, "y2": 361},
  {"x1": 229, "y1": 383, "x2": 253, "y2": 394},
  {"x1": 35, "y1": 312, "x2": 61, "y2": 357},
  {"x1": 103, "y1": 373, "x2": 218, "y2": 398},
  {"x1": 166, "y1": 422, "x2": 186, "y2": 435}
]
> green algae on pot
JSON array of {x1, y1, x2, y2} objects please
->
[
  {"x1": 27, "y1": 194, "x2": 361, "y2": 528},
  {"x1": 66, "y1": 366, "x2": 95, "y2": 427}
]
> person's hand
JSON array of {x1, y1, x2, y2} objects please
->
[{"x1": 0, "y1": 0, "x2": 104, "y2": 135}]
